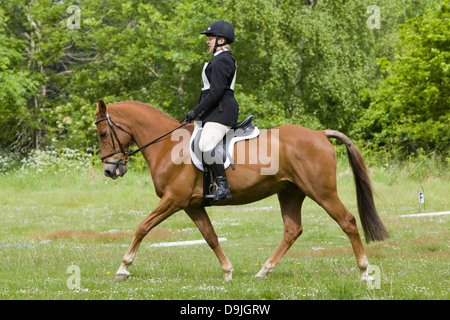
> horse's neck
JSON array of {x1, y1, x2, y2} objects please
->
[
  {"x1": 115, "y1": 102, "x2": 178, "y2": 145},
  {"x1": 120, "y1": 103, "x2": 181, "y2": 194},
  {"x1": 117, "y1": 102, "x2": 178, "y2": 165}
]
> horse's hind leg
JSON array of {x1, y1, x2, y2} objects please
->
[
  {"x1": 256, "y1": 185, "x2": 305, "y2": 279},
  {"x1": 185, "y1": 207, "x2": 234, "y2": 280},
  {"x1": 316, "y1": 192, "x2": 370, "y2": 280}
]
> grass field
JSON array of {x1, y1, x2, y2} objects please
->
[{"x1": 0, "y1": 154, "x2": 448, "y2": 300}]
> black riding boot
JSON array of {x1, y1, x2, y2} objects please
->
[{"x1": 204, "y1": 162, "x2": 232, "y2": 202}]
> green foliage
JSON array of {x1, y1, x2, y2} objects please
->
[
  {"x1": 0, "y1": 0, "x2": 446, "y2": 160},
  {"x1": 0, "y1": 5, "x2": 37, "y2": 151},
  {"x1": 355, "y1": 0, "x2": 450, "y2": 157}
]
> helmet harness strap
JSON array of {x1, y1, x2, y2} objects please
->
[{"x1": 213, "y1": 35, "x2": 227, "y2": 54}]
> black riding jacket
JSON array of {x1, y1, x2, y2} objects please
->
[{"x1": 192, "y1": 50, "x2": 239, "y2": 128}]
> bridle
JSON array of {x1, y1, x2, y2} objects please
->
[{"x1": 94, "y1": 110, "x2": 188, "y2": 165}]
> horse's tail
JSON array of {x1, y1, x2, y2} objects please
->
[{"x1": 325, "y1": 129, "x2": 390, "y2": 243}]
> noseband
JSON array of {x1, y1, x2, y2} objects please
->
[
  {"x1": 94, "y1": 111, "x2": 132, "y2": 165},
  {"x1": 95, "y1": 110, "x2": 188, "y2": 165}
]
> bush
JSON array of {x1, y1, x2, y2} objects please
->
[
  {"x1": 2, "y1": 148, "x2": 95, "y2": 177},
  {"x1": 354, "y1": 0, "x2": 450, "y2": 158}
]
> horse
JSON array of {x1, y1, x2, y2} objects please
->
[{"x1": 94, "y1": 99, "x2": 389, "y2": 282}]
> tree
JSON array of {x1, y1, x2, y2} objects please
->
[
  {"x1": 1, "y1": 0, "x2": 92, "y2": 151},
  {"x1": 0, "y1": 0, "x2": 440, "y2": 155},
  {"x1": 355, "y1": 0, "x2": 450, "y2": 157},
  {"x1": 226, "y1": 0, "x2": 430, "y2": 131},
  {"x1": 0, "y1": 5, "x2": 36, "y2": 151}
]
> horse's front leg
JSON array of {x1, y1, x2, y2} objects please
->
[
  {"x1": 115, "y1": 196, "x2": 180, "y2": 281},
  {"x1": 185, "y1": 207, "x2": 233, "y2": 281}
]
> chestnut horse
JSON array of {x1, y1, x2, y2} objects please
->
[{"x1": 94, "y1": 99, "x2": 389, "y2": 282}]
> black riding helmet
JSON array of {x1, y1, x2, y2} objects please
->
[{"x1": 201, "y1": 20, "x2": 235, "y2": 53}]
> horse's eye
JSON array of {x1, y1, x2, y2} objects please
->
[{"x1": 99, "y1": 131, "x2": 108, "y2": 138}]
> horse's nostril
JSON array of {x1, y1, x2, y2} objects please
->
[{"x1": 104, "y1": 169, "x2": 113, "y2": 177}]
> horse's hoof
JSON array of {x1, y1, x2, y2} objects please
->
[
  {"x1": 254, "y1": 274, "x2": 265, "y2": 280},
  {"x1": 115, "y1": 273, "x2": 129, "y2": 282},
  {"x1": 224, "y1": 272, "x2": 233, "y2": 281},
  {"x1": 361, "y1": 274, "x2": 375, "y2": 282}
]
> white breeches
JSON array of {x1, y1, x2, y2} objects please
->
[{"x1": 198, "y1": 122, "x2": 231, "y2": 153}]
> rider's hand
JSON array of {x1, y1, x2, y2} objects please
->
[{"x1": 185, "y1": 110, "x2": 196, "y2": 122}]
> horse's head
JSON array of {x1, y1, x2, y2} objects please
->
[{"x1": 95, "y1": 99, "x2": 130, "y2": 179}]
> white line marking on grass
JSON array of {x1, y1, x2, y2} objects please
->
[
  {"x1": 149, "y1": 237, "x2": 227, "y2": 247},
  {"x1": 400, "y1": 211, "x2": 450, "y2": 218}
]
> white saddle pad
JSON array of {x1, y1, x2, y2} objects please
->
[{"x1": 189, "y1": 122, "x2": 260, "y2": 171}]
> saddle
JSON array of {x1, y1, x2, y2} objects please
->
[
  {"x1": 189, "y1": 116, "x2": 260, "y2": 206},
  {"x1": 189, "y1": 115, "x2": 260, "y2": 172}
]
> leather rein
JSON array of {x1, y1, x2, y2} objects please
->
[{"x1": 94, "y1": 110, "x2": 188, "y2": 165}]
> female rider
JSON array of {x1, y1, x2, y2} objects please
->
[{"x1": 185, "y1": 20, "x2": 239, "y2": 202}]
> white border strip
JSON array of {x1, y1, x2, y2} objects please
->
[
  {"x1": 400, "y1": 211, "x2": 450, "y2": 218},
  {"x1": 150, "y1": 237, "x2": 227, "y2": 248}
]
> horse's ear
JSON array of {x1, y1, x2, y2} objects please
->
[{"x1": 96, "y1": 99, "x2": 107, "y2": 117}]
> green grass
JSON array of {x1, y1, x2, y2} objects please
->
[{"x1": 0, "y1": 160, "x2": 448, "y2": 300}]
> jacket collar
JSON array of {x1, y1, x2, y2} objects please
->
[{"x1": 214, "y1": 48, "x2": 230, "y2": 56}]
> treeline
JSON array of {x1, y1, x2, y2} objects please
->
[{"x1": 0, "y1": 0, "x2": 448, "y2": 158}]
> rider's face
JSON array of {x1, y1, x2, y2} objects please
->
[{"x1": 206, "y1": 36, "x2": 225, "y2": 54}]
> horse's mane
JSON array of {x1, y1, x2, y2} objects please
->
[{"x1": 108, "y1": 100, "x2": 177, "y2": 123}]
